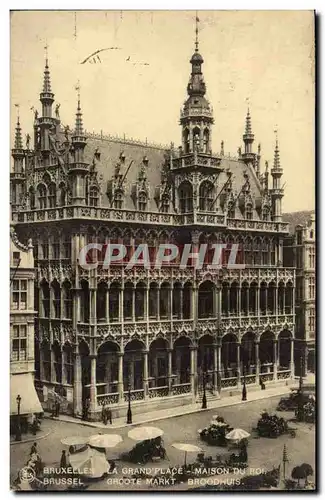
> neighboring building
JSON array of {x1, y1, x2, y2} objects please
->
[
  {"x1": 10, "y1": 228, "x2": 42, "y2": 434},
  {"x1": 10, "y1": 32, "x2": 296, "y2": 420},
  {"x1": 284, "y1": 213, "x2": 316, "y2": 375}
]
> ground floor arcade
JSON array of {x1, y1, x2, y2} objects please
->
[{"x1": 36, "y1": 329, "x2": 294, "y2": 419}]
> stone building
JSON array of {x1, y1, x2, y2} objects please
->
[
  {"x1": 10, "y1": 32, "x2": 295, "y2": 419},
  {"x1": 10, "y1": 228, "x2": 42, "y2": 433},
  {"x1": 284, "y1": 214, "x2": 315, "y2": 375}
]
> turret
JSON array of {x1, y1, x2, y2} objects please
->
[
  {"x1": 69, "y1": 85, "x2": 89, "y2": 205},
  {"x1": 242, "y1": 108, "x2": 255, "y2": 167},
  {"x1": 10, "y1": 112, "x2": 26, "y2": 207},
  {"x1": 180, "y1": 17, "x2": 214, "y2": 154},
  {"x1": 270, "y1": 134, "x2": 284, "y2": 222}
]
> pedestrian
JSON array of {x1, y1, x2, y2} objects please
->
[
  {"x1": 106, "y1": 407, "x2": 112, "y2": 425},
  {"x1": 101, "y1": 404, "x2": 107, "y2": 424},
  {"x1": 55, "y1": 400, "x2": 61, "y2": 417},
  {"x1": 30, "y1": 442, "x2": 37, "y2": 455},
  {"x1": 60, "y1": 450, "x2": 67, "y2": 469},
  {"x1": 51, "y1": 402, "x2": 56, "y2": 417}
]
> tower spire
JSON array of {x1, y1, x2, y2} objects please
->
[
  {"x1": 245, "y1": 107, "x2": 252, "y2": 135},
  {"x1": 242, "y1": 102, "x2": 255, "y2": 160},
  {"x1": 42, "y1": 43, "x2": 52, "y2": 93}
]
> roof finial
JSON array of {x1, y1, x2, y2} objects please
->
[
  {"x1": 74, "y1": 81, "x2": 83, "y2": 135},
  {"x1": 195, "y1": 11, "x2": 199, "y2": 52},
  {"x1": 14, "y1": 103, "x2": 20, "y2": 121},
  {"x1": 273, "y1": 127, "x2": 281, "y2": 170},
  {"x1": 75, "y1": 80, "x2": 81, "y2": 109}
]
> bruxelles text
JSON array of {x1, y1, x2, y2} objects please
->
[{"x1": 78, "y1": 243, "x2": 245, "y2": 270}]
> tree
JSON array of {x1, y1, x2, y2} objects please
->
[
  {"x1": 300, "y1": 463, "x2": 313, "y2": 483},
  {"x1": 291, "y1": 466, "x2": 305, "y2": 487}
]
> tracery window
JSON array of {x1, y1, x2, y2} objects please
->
[
  {"x1": 246, "y1": 203, "x2": 253, "y2": 220},
  {"x1": 179, "y1": 182, "x2": 193, "y2": 213},
  {"x1": 38, "y1": 185, "x2": 47, "y2": 209},
  {"x1": 114, "y1": 190, "x2": 124, "y2": 209},
  {"x1": 199, "y1": 181, "x2": 214, "y2": 211},
  {"x1": 48, "y1": 183, "x2": 56, "y2": 208},
  {"x1": 89, "y1": 187, "x2": 99, "y2": 207}
]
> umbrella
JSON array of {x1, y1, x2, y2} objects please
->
[
  {"x1": 69, "y1": 447, "x2": 108, "y2": 479},
  {"x1": 210, "y1": 420, "x2": 228, "y2": 427},
  {"x1": 225, "y1": 429, "x2": 250, "y2": 441},
  {"x1": 128, "y1": 426, "x2": 164, "y2": 441},
  {"x1": 61, "y1": 436, "x2": 89, "y2": 447},
  {"x1": 172, "y1": 443, "x2": 202, "y2": 466},
  {"x1": 88, "y1": 434, "x2": 122, "y2": 449}
]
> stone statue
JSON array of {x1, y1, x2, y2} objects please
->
[
  {"x1": 114, "y1": 161, "x2": 121, "y2": 177},
  {"x1": 55, "y1": 103, "x2": 60, "y2": 119},
  {"x1": 34, "y1": 109, "x2": 38, "y2": 120},
  {"x1": 26, "y1": 133, "x2": 31, "y2": 150},
  {"x1": 64, "y1": 125, "x2": 70, "y2": 142}
]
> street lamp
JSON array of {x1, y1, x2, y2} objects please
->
[
  {"x1": 202, "y1": 354, "x2": 207, "y2": 410},
  {"x1": 126, "y1": 379, "x2": 132, "y2": 424},
  {"x1": 15, "y1": 394, "x2": 22, "y2": 441},
  {"x1": 242, "y1": 366, "x2": 247, "y2": 401}
]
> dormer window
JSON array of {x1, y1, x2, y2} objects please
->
[
  {"x1": 114, "y1": 190, "x2": 124, "y2": 209},
  {"x1": 161, "y1": 195, "x2": 169, "y2": 213},
  {"x1": 246, "y1": 204, "x2": 253, "y2": 220},
  {"x1": 262, "y1": 206, "x2": 270, "y2": 221},
  {"x1": 138, "y1": 192, "x2": 147, "y2": 211},
  {"x1": 227, "y1": 202, "x2": 235, "y2": 219},
  {"x1": 89, "y1": 187, "x2": 99, "y2": 207}
]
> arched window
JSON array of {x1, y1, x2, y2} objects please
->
[
  {"x1": 59, "y1": 183, "x2": 66, "y2": 206},
  {"x1": 89, "y1": 187, "x2": 99, "y2": 207},
  {"x1": 199, "y1": 181, "x2": 214, "y2": 211},
  {"x1": 52, "y1": 342, "x2": 62, "y2": 383},
  {"x1": 193, "y1": 126, "x2": 200, "y2": 151},
  {"x1": 63, "y1": 344, "x2": 74, "y2": 385},
  {"x1": 29, "y1": 187, "x2": 35, "y2": 209},
  {"x1": 48, "y1": 183, "x2": 56, "y2": 208},
  {"x1": 51, "y1": 280, "x2": 61, "y2": 319},
  {"x1": 62, "y1": 281, "x2": 72, "y2": 319},
  {"x1": 38, "y1": 184, "x2": 47, "y2": 209},
  {"x1": 203, "y1": 128, "x2": 209, "y2": 153},
  {"x1": 40, "y1": 280, "x2": 50, "y2": 317},
  {"x1": 138, "y1": 191, "x2": 147, "y2": 211},
  {"x1": 179, "y1": 181, "x2": 193, "y2": 213},
  {"x1": 114, "y1": 189, "x2": 124, "y2": 209},
  {"x1": 183, "y1": 129, "x2": 190, "y2": 153}
]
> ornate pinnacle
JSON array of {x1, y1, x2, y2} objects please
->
[
  {"x1": 195, "y1": 12, "x2": 199, "y2": 52},
  {"x1": 74, "y1": 82, "x2": 84, "y2": 135},
  {"x1": 273, "y1": 135, "x2": 281, "y2": 170},
  {"x1": 245, "y1": 108, "x2": 252, "y2": 135},
  {"x1": 14, "y1": 116, "x2": 23, "y2": 150}
]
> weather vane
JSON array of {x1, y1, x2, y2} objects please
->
[
  {"x1": 75, "y1": 80, "x2": 81, "y2": 101},
  {"x1": 195, "y1": 11, "x2": 199, "y2": 51},
  {"x1": 14, "y1": 103, "x2": 20, "y2": 119}
]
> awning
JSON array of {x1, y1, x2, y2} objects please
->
[{"x1": 10, "y1": 373, "x2": 43, "y2": 415}]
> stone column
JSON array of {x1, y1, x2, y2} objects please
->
[
  {"x1": 273, "y1": 340, "x2": 278, "y2": 380},
  {"x1": 106, "y1": 288, "x2": 110, "y2": 323},
  {"x1": 145, "y1": 286, "x2": 149, "y2": 321},
  {"x1": 255, "y1": 342, "x2": 260, "y2": 383},
  {"x1": 73, "y1": 352, "x2": 82, "y2": 417},
  {"x1": 227, "y1": 286, "x2": 230, "y2": 316},
  {"x1": 143, "y1": 350, "x2": 149, "y2": 399},
  {"x1": 213, "y1": 343, "x2": 219, "y2": 396},
  {"x1": 274, "y1": 286, "x2": 278, "y2": 316},
  {"x1": 157, "y1": 288, "x2": 160, "y2": 320},
  {"x1": 89, "y1": 356, "x2": 97, "y2": 415},
  {"x1": 118, "y1": 352, "x2": 124, "y2": 403},
  {"x1": 190, "y1": 346, "x2": 197, "y2": 402},
  {"x1": 180, "y1": 288, "x2": 184, "y2": 319},
  {"x1": 217, "y1": 341, "x2": 222, "y2": 391},
  {"x1": 290, "y1": 338, "x2": 295, "y2": 377},
  {"x1": 236, "y1": 342, "x2": 241, "y2": 385},
  {"x1": 238, "y1": 285, "x2": 241, "y2": 316},
  {"x1": 246, "y1": 287, "x2": 250, "y2": 316},
  {"x1": 131, "y1": 287, "x2": 135, "y2": 322},
  {"x1": 120, "y1": 286, "x2": 124, "y2": 323},
  {"x1": 167, "y1": 348, "x2": 173, "y2": 395},
  {"x1": 256, "y1": 287, "x2": 260, "y2": 316}
]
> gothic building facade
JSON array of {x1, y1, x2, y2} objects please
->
[{"x1": 10, "y1": 36, "x2": 295, "y2": 419}]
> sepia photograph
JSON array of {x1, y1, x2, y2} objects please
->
[{"x1": 9, "y1": 9, "x2": 316, "y2": 492}]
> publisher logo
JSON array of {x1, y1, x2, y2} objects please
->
[{"x1": 19, "y1": 466, "x2": 35, "y2": 483}]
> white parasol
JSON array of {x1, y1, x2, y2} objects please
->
[
  {"x1": 210, "y1": 420, "x2": 228, "y2": 427},
  {"x1": 68, "y1": 447, "x2": 108, "y2": 479},
  {"x1": 60, "y1": 436, "x2": 89, "y2": 447},
  {"x1": 88, "y1": 434, "x2": 123, "y2": 449},
  {"x1": 172, "y1": 443, "x2": 202, "y2": 466},
  {"x1": 225, "y1": 428, "x2": 250, "y2": 441},
  {"x1": 128, "y1": 426, "x2": 164, "y2": 441}
]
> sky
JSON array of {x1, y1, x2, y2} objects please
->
[{"x1": 10, "y1": 10, "x2": 315, "y2": 212}]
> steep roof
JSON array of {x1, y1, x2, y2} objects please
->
[{"x1": 283, "y1": 210, "x2": 315, "y2": 234}]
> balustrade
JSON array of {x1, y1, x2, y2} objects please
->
[
  {"x1": 97, "y1": 393, "x2": 119, "y2": 406},
  {"x1": 171, "y1": 383, "x2": 191, "y2": 396},
  {"x1": 123, "y1": 389, "x2": 144, "y2": 402},
  {"x1": 148, "y1": 386, "x2": 169, "y2": 399}
]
